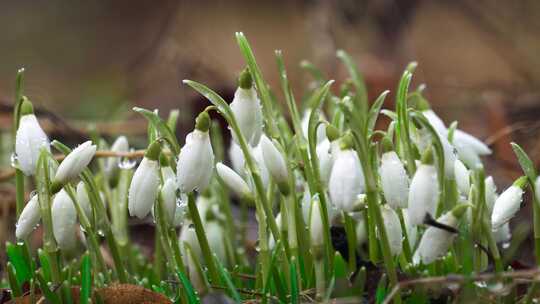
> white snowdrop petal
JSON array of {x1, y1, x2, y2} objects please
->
[
  {"x1": 54, "y1": 141, "x2": 97, "y2": 183},
  {"x1": 230, "y1": 87, "x2": 263, "y2": 146},
  {"x1": 422, "y1": 110, "x2": 447, "y2": 137},
  {"x1": 408, "y1": 164, "x2": 439, "y2": 225},
  {"x1": 301, "y1": 110, "x2": 326, "y2": 143},
  {"x1": 454, "y1": 159, "x2": 470, "y2": 197},
  {"x1": 15, "y1": 114, "x2": 50, "y2": 176},
  {"x1": 329, "y1": 149, "x2": 365, "y2": 212},
  {"x1": 161, "y1": 166, "x2": 176, "y2": 184},
  {"x1": 128, "y1": 158, "x2": 160, "y2": 219},
  {"x1": 380, "y1": 151, "x2": 409, "y2": 209},
  {"x1": 52, "y1": 190, "x2": 78, "y2": 250},
  {"x1": 413, "y1": 212, "x2": 458, "y2": 264},
  {"x1": 206, "y1": 222, "x2": 227, "y2": 265},
  {"x1": 228, "y1": 142, "x2": 246, "y2": 176},
  {"x1": 381, "y1": 206, "x2": 403, "y2": 256},
  {"x1": 309, "y1": 200, "x2": 324, "y2": 247},
  {"x1": 177, "y1": 130, "x2": 215, "y2": 193},
  {"x1": 493, "y1": 222, "x2": 511, "y2": 244},
  {"x1": 316, "y1": 139, "x2": 333, "y2": 185},
  {"x1": 491, "y1": 185, "x2": 523, "y2": 229},
  {"x1": 76, "y1": 181, "x2": 92, "y2": 220},
  {"x1": 454, "y1": 129, "x2": 491, "y2": 155},
  {"x1": 16, "y1": 195, "x2": 41, "y2": 239},
  {"x1": 402, "y1": 210, "x2": 417, "y2": 249},
  {"x1": 216, "y1": 162, "x2": 251, "y2": 198},
  {"x1": 260, "y1": 135, "x2": 288, "y2": 185},
  {"x1": 453, "y1": 137, "x2": 482, "y2": 169},
  {"x1": 355, "y1": 215, "x2": 368, "y2": 245},
  {"x1": 161, "y1": 178, "x2": 178, "y2": 225},
  {"x1": 104, "y1": 136, "x2": 129, "y2": 177},
  {"x1": 440, "y1": 135, "x2": 457, "y2": 179},
  {"x1": 179, "y1": 226, "x2": 202, "y2": 265}
]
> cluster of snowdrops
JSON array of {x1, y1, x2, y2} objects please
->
[{"x1": 7, "y1": 34, "x2": 540, "y2": 303}]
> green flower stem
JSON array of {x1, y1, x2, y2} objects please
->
[
  {"x1": 154, "y1": 196, "x2": 175, "y2": 275},
  {"x1": 63, "y1": 186, "x2": 110, "y2": 282},
  {"x1": 13, "y1": 69, "x2": 25, "y2": 218},
  {"x1": 312, "y1": 246, "x2": 325, "y2": 300},
  {"x1": 35, "y1": 150, "x2": 62, "y2": 285},
  {"x1": 255, "y1": 206, "x2": 270, "y2": 288},
  {"x1": 182, "y1": 80, "x2": 286, "y2": 260},
  {"x1": 186, "y1": 192, "x2": 220, "y2": 284},
  {"x1": 168, "y1": 227, "x2": 188, "y2": 277},
  {"x1": 343, "y1": 213, "x2": 357, "y2": 274},
  {"x1": 397, "y1": 209, "x2": 413, "y2": 263}
]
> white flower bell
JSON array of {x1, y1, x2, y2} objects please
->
[
  {"x1": 379, "y1": 138, "x2": 409, "y2": 209},
  {"x1": 177, "y1": 112, "x2": 215, "y2": 193},
  {"x1": 76, "y1": 181, "x2": 92, "y2": 220},
  {"x1": 128, "y1": 141, "x2": 161, "y2": 219},
  {"x1": 381, "y1": 205, "x2": 403, "y2": 256},
  {"x1": 408, "y1": 148, "x2": 439, "y2": 226},
  {"x1": 52, "y1": 141, "x2": 97, "y2": 192},
  {"x1": 104, "y1": 136, "x2": 129, "y2": 181},
  {"x1": 260, "y1": 135, "x2": 290, "y2": 194},
  {"x1": 216, "y1": 162, "x2": 252, "y2": 200},
  {"x1": 413, "y1": 204, "x2": 467, "y2": 264},
  {"x1": 491, "y1": 177, "x2": 526, "y2": 229},
  {"x1": 161, "y1": 178, "x2": 179, "y2": 225},
  {"x1": 329, "y1": 135, "x2": 365, "y2": 212},
  {"x1": 15, "y1": 98, "x2": 50, "y2": 176},
  {"x1": 309, "y1": 199, "x2": 324, "y2": 248},
  {"x1": 230, "y1": 69, "x2": 263, "y2": 147},
  {"x1": 15, "y1": 195, "x2": 41, "y2": 239},
  {"x1": 228, "y1": 142, "x2": 245, "y2": 176},
  {"x1": 52, "y1": 189, "x2": 78, "y2": 250},
  {"x1": 454, "y1": 159, "x2": 470, "y2": 197}
]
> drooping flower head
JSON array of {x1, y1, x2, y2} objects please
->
[
  {"x1": 260, "y1": 135, "x2": 290, "y2": 195},
  {"x1": 491, "y1": 176, "x2": 527, "y2": 229},
  {"x1": 15, "y1": 195, "x2": 41, "y2": 239},
  {"x1": 379, "y1": 137, "x2": 409, "y2": 209},
  {"x1": 230, "y1": 68, "x2": 263, "y2": 147},
  {"x1": 177, "y1": 112, "x2": 215, "y2": 193},
  {"x1": 51, "y1": 141, "x2": 97, "y2": 193},
  {"x1": 52, "y1": 189, "x2": 78, "y2": 250},
  {"x1": 15, "y1": 97, "x2": 50, "y2": 176},
  {"x1": 128, "y1": 140, "x2": 161, "y2": 219},
  {"x1": 408, "y1": 147, "x2": 439, "y2": 226}
]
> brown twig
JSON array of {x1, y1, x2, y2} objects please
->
[
  {"x1": 382, "y1": 268, "x2": 540, "y2": 304},
  {"x1": 0, "y1": 150, "x2": 146, "y2": 183}
]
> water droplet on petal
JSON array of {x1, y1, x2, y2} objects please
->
[{"x1": 10, "y1": 153, "x2": 18, "y2": 168}]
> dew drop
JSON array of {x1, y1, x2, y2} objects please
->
[
  {"x1": 502, "y1": 242, "x2": 510, "y2": 249},
  {"x1": 10, "y1": 153, "x2": 18, "y2": 168},
  {"x1": 119, "y1": 156, "x2": 137, "y2": 170}
]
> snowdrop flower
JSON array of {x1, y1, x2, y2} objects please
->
[
  {"x1": 316, "y1": 139, "x2": 333, "y2": 185},
  {"x1": 76, "y1": 181, "x2": 92, "y2": 220},
  {"x1": 402, "y1": 210, "x2": 417, "y2": 249},
  {"x1": 260, "y1": 135, "x2": 290, "y2": 195},
  {"x1": 177, "y1": 112, "x2": 214, "y2": 193},
  {"x1": 491, "y1": 177, "x2": 526, "y2": 229},
  {"x1": 216, "y1": 162, "x2": 252, "y2": 200},
  {"x1": 440, "y1": 134, "x2": 457, "y2": 179},
  {"x1": 310, "y1": 199, "x2": 324, "y2": 249},
  {"x1": 52, "y1": 189, "x2": 78, "y2": 250},
  {"x1": 452, "y1": 136, "x2": 483, "y2": 170},
  {"x1": 413, "y1": 204, "x2": 468, "y2": 264},
  {"x1": 421, "y1": 109, "x2": 447, "y2": 137},
  {"x1": 179, "y1": 225, "x2": 202, "y2": 260},
  {"x1": 15, "y1": 195, "x2": 41, "y2": 239},
  {"x1": 408, "y1": 148, "x2": 439, "y2": 225},
  {"x1": 228, "y1": 142, "x2": 245, "y2": 176},
  {"x1": 329, "y1": 135, "x2": 365, "y2": 212},
  {"x1": 206, "y1": 221, "x2": 227, "y2": 265},
  {"x1": 230, "y1": 69, "x2": 263, "y2": 147},
  {"x1": 379, "y1": 139, "x2": 409, "y2": 209},
  {"x1": 453, "y1": 129, "x2": 491, "y2": 156},
  {"x1": 380, "y1": 206, "x2": 402, "y2": 256},
  {"x1": 493, "y1": 222, "x2": 511, "y2": 244},
  {"x1": 104, "y1": 136, "x2": 129, "y2": 182},
  {"x1": 252, "y1": 143, "x2": 269, "y2": 188},
  {"x1": 454, "y1": 159, "x2": 470, "y2": 197},
  {"x1": 128, "y1": 141, "x2": 161, "y2": 219},
  {"x1": 52, "y1": 141, "x2": 97, "y2": 193},
  {"x1": 160, "y1": 178, "x2": 179, "y2": 225},
  {"x1": 15, "y1": 98, "x2": 50, "y2": 176}
]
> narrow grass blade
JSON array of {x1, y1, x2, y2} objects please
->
[
  {"x1": 213, "y1": 255, "x2": 241, "y2": 302},
  {"x1": 176, "y1": 271, "x2": 200, "y2": 304},
  {"x1": 80, "y1": 253, "x2": 92, "y2": 304},
  {"x1": 133, "y1": 107, "x2": 180, "y2": 154},
  {"x1": 7, "y1": 262, "x2": 22, "y2": 297},
  {"x1": 289, "y1": 258, "x2": 299, "y2": 304},
  {"x1": 7, "y1": 242, "x2": 31, "y2": 285}
]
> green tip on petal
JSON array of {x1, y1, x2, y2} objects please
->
[
  {"x1": 20, "y1": 96, "x2": 34, "y2": 116},
  {"x1": 195, "y1": 112, "x2": 211, "y2": 132},
  {"x1": 451, "y1": 203, "x2": 469, "y2": 219},
  {"x1": 145, "y1": 140, "x2": 162, "y2": 161},
  {"x1": 159, "y1": 153, "x2": 170, "y2": 167},
  {"x1": 326, "y1": 124, "x2": 340, "y2": 142},
  {"x1": 50, "y1": 180, "x2": 63, "y2": 194},
  {"x1": 381, "y1": 136, "x2": 394, "y2": 153},
  {"x1": 416, "y1": 96, "x2": 431, "y2": 111},
  {"x1": 339, "y1": 132, "x2": 355, "y2": 150},
  {"x1": 421, "y1": 147, "x2": 434, "y2": 165},
  {"x1": 238, "y1": 68, "x2": 253, "y2": 89},
  {"x1": 513, "y1": 176, "x2": 528, "y2": 189}
]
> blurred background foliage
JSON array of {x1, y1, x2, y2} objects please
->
[{"x1": 1, "y1": 0, "x2": 540, "y2": 263}]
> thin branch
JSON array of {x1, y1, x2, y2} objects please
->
[{"x1": 382, "y1": 268, "x2": 540, "y2": 304}]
